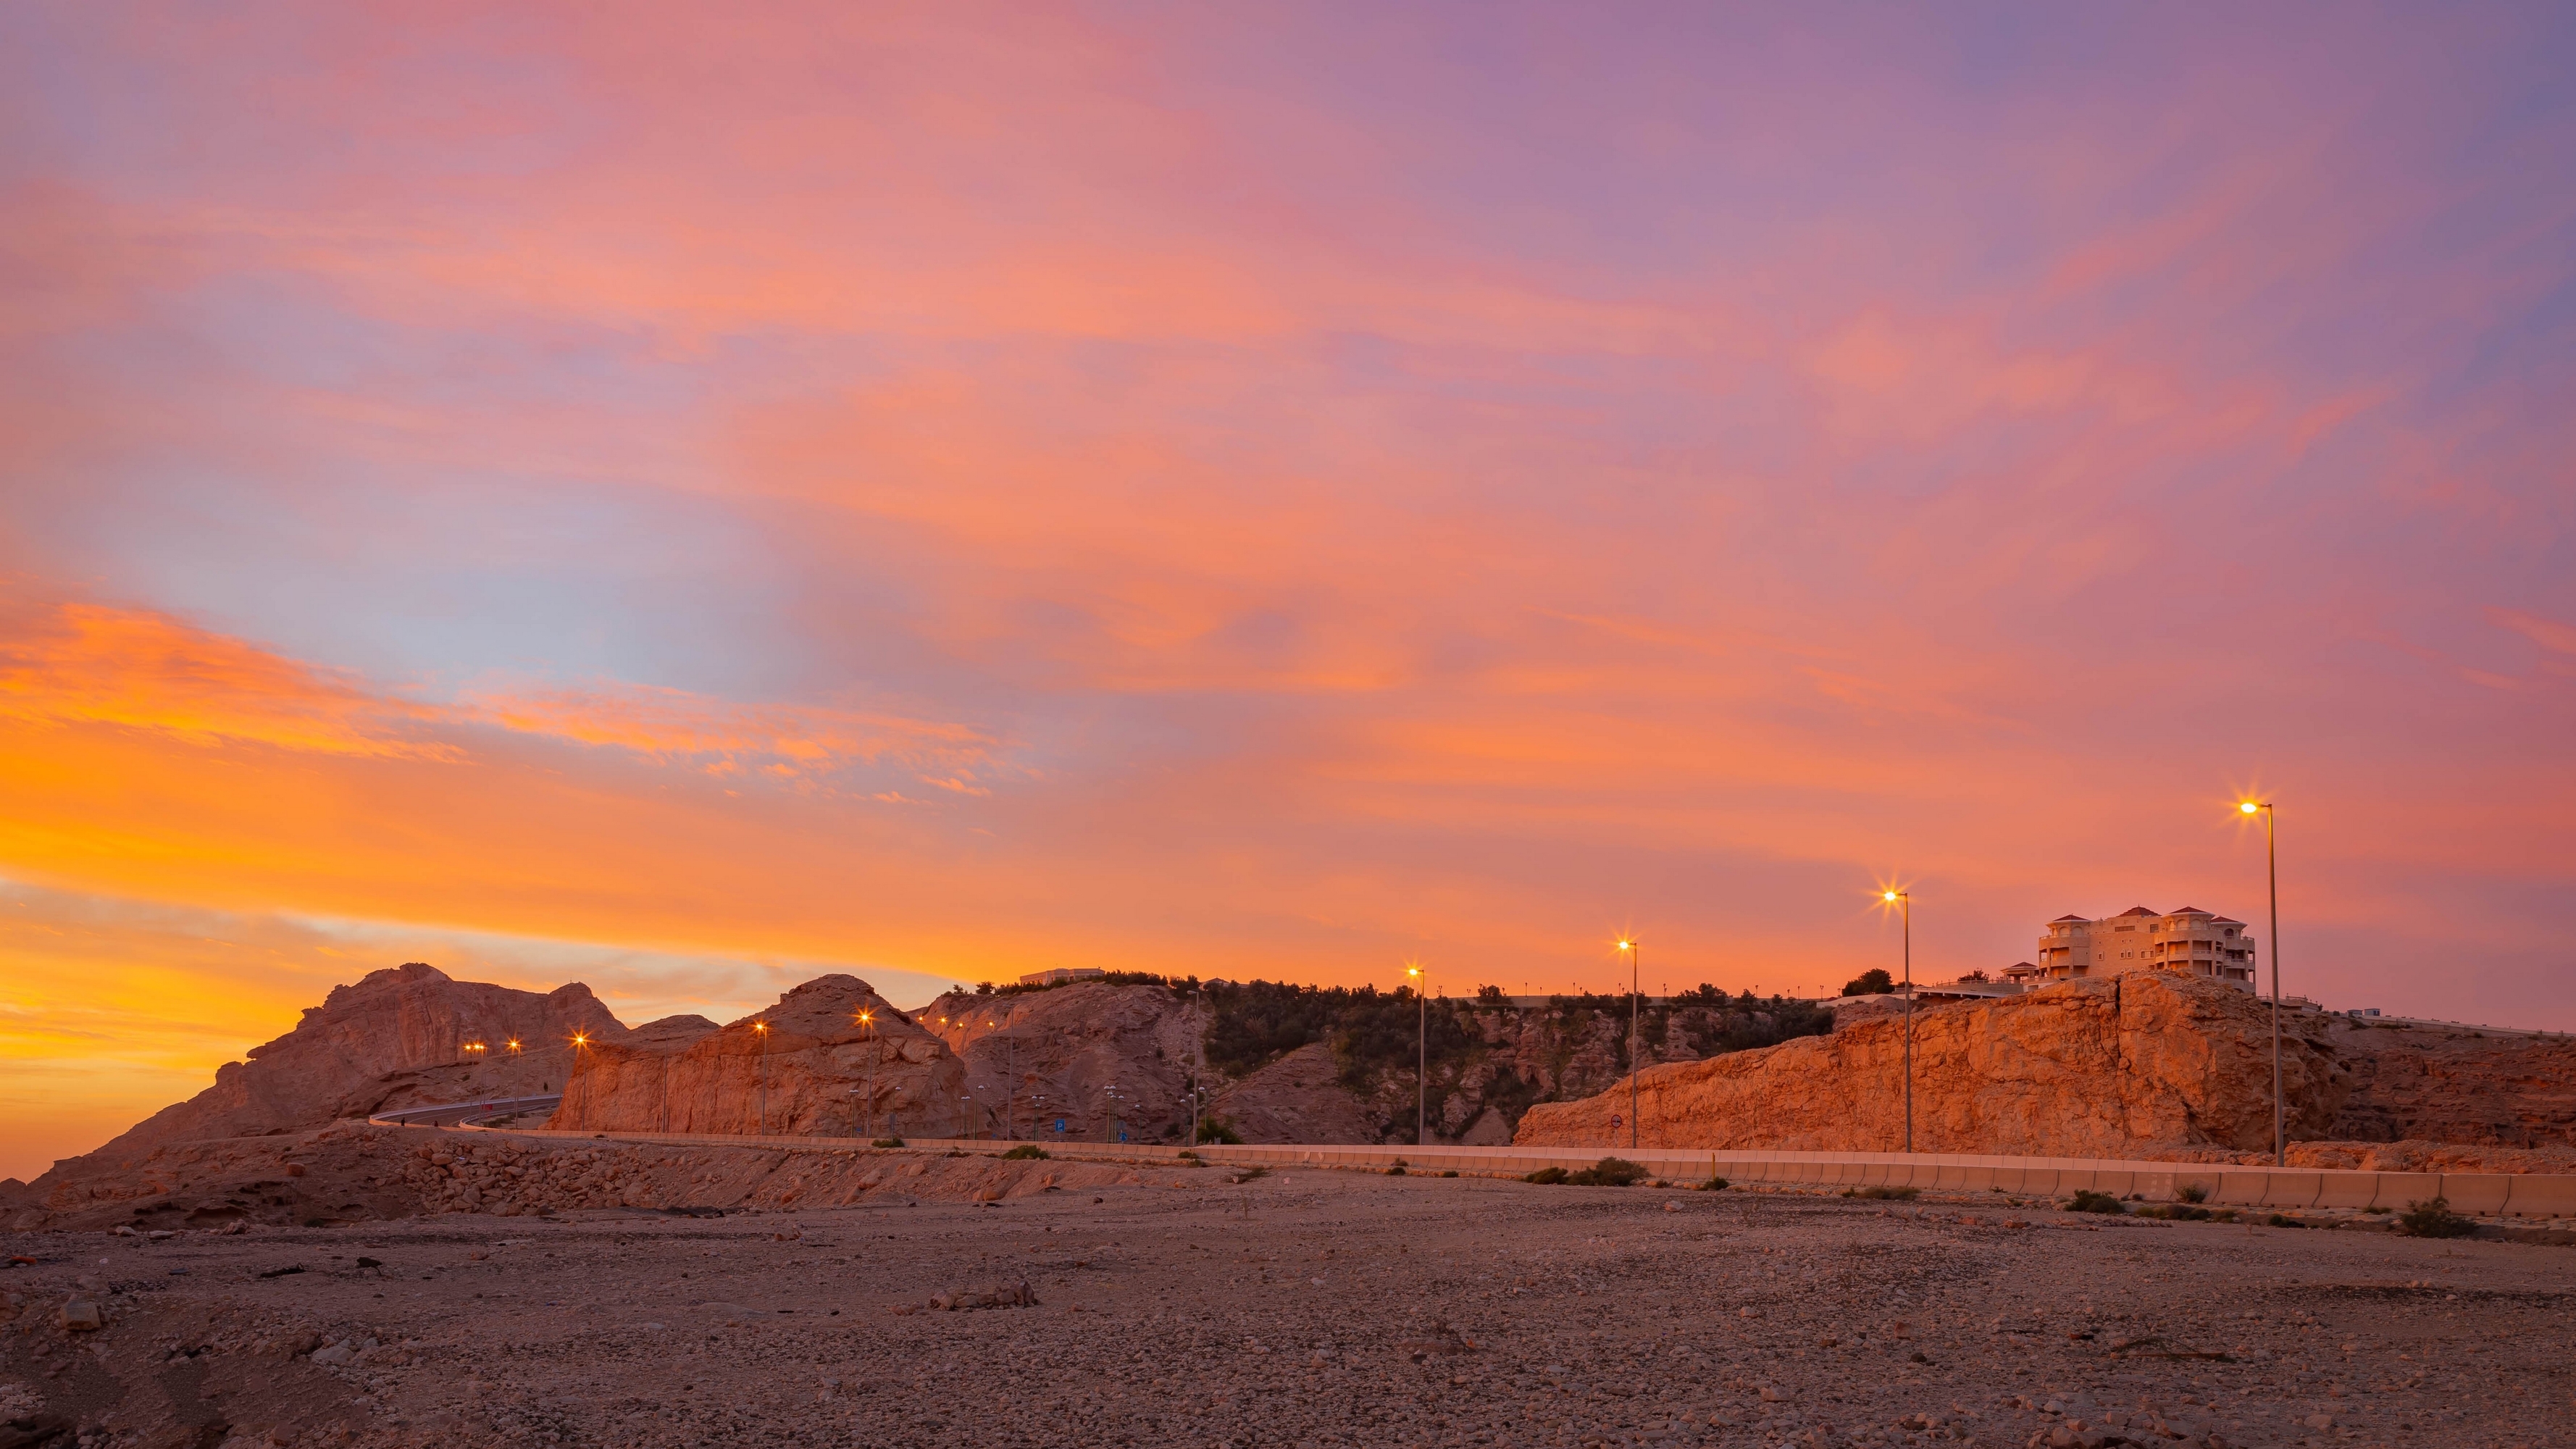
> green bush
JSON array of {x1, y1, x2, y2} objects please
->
[
  {"x1": 1844, "y1": 1185, "x2": 1919, "y2": 1200},
  {"x1": 2136, "y1": 1203, "x2": 2211, "y2": 1221},
  {"x1": 2265, "y1": 1213, "x2": 2308, "y2": 1228},
  {"x1": 1000, "y1": 1145, "x2": 1048, "y2": 1160},
  {"x1": 1195, "y1": 1117, "x2": 1245, "y2": 1145},
  {"x1": 2176, "y1": 1182, "x2": 2209, "y2": 1204},
  {"x1": 1568, "y1": 1157, "x2": 1649, "y2": 1187},
  {"x1": 1699, "y1": 1176, "x2": 1729, "y2": 1192},
  {"x1": 871, "y1": 1136, "x2": 905, "y2": 1148},
  {"x1": 1524, "y1": 1166, "x2": 1570, "y2": 1185},
  {"x1": 1841, "y1": 969, "x2": 1895, "y2": 996},
  {"x1": 2066, "y1": 1190, "x2": 2126, "y2": 1214},
  {"x1": 2397, "y1": 1197, "x2": 2476, "y2": 1239},
  {"x1": 1439, "y1": 1169, "x2": 1459, "y2": 1177}
]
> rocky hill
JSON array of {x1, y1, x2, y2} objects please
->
[
  {"x1": 912, "y1": 977, "x2": 1836, "y2": 1145},
  {"x1": 74, "y1": 962, "x2": 632, "y2": 1167},
  {"x1": 548, "y1": 975, "x2": 962, "y2": 1137},
  {"x1": 915, "y1": 981, "x2": 1200, "y2": 1141},
  {"x1": 1516, "y1": 971, "x2": 2349, "y2": 1154}
]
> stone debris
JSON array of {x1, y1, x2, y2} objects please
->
[
  {"x1": 924, "y1": 1278, "x2": 1037, "y2": 1311},
  {"x1": 54, "y1": 1298, "x2": 101, "y2": 1332}
]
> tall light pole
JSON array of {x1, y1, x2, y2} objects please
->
[
  {"x1": 1405, "y1": 964, "x2": 1427, "y2": 1146},
  {"x1": 1618, "y1": 940, "x2": 1641, "y2": 1151},
  {"x1": 2242, "y1": 801, "x2": 2283, "y2": 1165},
  {"x1": 753, "y1": 1019, "x2": 769, "y2": 1137},
  {"x1": 856, "y1": 1009, "x2": 877, "y2": 1138},
  {"x1": 1883, "y1": 891, "x2": 1912, "y2": 1153}
]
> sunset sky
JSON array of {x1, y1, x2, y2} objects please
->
[{"x1": 4, "y1": 4, "x2": 2572, "y2": 1179}]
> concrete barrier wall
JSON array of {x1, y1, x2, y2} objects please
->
[{"x1": 390, "y1": 1123, "x2": 2576, "y2": 1215}]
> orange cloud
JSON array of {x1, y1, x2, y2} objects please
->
[{"x1": 0, "y1": 602, "x2": 450, "y2": 759}]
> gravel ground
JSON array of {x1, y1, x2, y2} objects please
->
[{"x1": 4, "y1": 1160, "x2": 2567, "y2": 1448}]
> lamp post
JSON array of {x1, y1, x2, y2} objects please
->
[
  {"x1": 856, "y1": 1009, "x2": 877, "y2": 1139},
  {"x1": 1406, "y1": 964, "x2": 1427, "y2": 1146},
  {"x1": 997, "y1": 1024, "x2": 1017, "y2": 1142},
  {"x1": 1618, "y1": 940, "x2": 1639, "y2": 1151},
  {"x1": 1189, "y1": 986, "x2": 1207, "y2": 1146},
  {"x1": 1883, "y1": 891, "x2": 1912, "y2": 1153},
  {"x1": 2242, "y1": 801, "x2": 2283, "y2": 1165},
  {"x1": 753, "y1": 1019, "x2": 770, "y2": 1137}
]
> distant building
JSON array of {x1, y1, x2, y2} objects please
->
[
  {"x1": 2028, "y1": 906, "x2": 2257, "y2": 990},
  {"x1": 1019, "y1": 967, "x2": 1105, "y2": 987}
]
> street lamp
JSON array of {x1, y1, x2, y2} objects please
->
[
  {"x1": 1405, "y1": 964, "x2": 1427, "y2": 1146},
  {"x1": 1618, "y1": 940, "x2": 1639, "y2": 1151},
  {"x1": 753, "y1": 1020, "x2": 770, "y2": 1137},
  {"x1": 855, "y1": 1009, "x2": 878, "y2": 1138},
  {"x1": 1883, "y1": 890, "x2": 1912, "y2": 1153},
  {"x1": 2242, "y1": 800, "x2": 2283, "y2": 1165}
]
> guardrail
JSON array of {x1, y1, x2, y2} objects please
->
[
  {"x1": 388, "y1": 1124, "x2": 2576, "y2": 1217},
  {"x1": 368, "y1": 1096, "x2": 561, "y2": 1129}
]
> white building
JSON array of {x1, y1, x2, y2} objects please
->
[{"x1": 2009, "y1": 906, "x2": 2257, "y2": 990}]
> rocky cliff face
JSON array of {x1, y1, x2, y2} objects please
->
[
  {"x1": 1513, "y1": 972, "x2": 2349, "y2": 1156},
  {"x1": 548, "y1": 975, "x2": 963, "y2": 1137},
  {"x1": 919, "y1": 983, "x2": 1203, "y2": 1142},
  {"x1": 2325, "y1": 1021, "x2": 2576, "y2": 1148},
  {"x1": 81, "y1": 962, "x2": 630, "y2": 1164}
]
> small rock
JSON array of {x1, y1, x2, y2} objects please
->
[
  {"x1": 57, "y1": 1298, "x2": 103, "y2": 1332},
  {"x1": 1760, "y1": 1385, "x2": 1796, "y2": 1403}
]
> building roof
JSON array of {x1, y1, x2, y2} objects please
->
[
  {"x1": 2050, "y1": 914, "x2": 2089, "y2": 922},
  {"x1": 2116, "y1": 906, "x2": 2159, "y2": 917},
  {"x1": 2170, "y1": 906, "x2": 2212, "y2": 915}
]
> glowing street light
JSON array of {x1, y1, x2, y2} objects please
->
[
  {"x1": 855, "y1": 1009, "x2": 878, "y2": 1140},
  {"x1": 753, "y1": 1020, "x2": 771, "y2": 1137},
  {"x1": 2241, "y1": 800, "x2": 2284, "y2": 1165},
  {"x1": 1882, "y1": 890, "x2": 1913, "y2": 1153},
  {"x1": 1617, "y1": 940, "x2": 1641, "y2": 1150},
  {"x1": 1406, "y1": 964, "x2": 1427, "y2": 1147}
]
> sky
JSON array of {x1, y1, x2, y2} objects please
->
[{"x1": 2, "y1": 2, "x2": 2572, "y2": 1179}]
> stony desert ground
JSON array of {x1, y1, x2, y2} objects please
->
[{"x1": 5, "y1": 1148, "x2": 2568, "y2": 1449}]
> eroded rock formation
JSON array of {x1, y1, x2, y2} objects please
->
[
  {"x1": 547, "y1": 975, "x2": 963, "y2": 1137},
  {"x1": 2325, "y1": 1020, "x2": 2576, "y2": 1147},
  {"x1": 1514, "y1": 971, "x2": 2349, "y2": 1156},
  {"x1": 919, "y1": 982, "x2": 1204, "y2": 1142},
  {"x1": 83, "y1": 962, "x2": 629, "y2": 1165}
]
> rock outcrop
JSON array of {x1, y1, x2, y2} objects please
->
[
  {"x1": 1213, "y1": 1042, "x2": 1384, "y2": 1143},
  {"x1": 81, "y1": 962, "x2": 629, "y2": 1165},
  {"x1": 547, "y1": 975, "x2": 962, "y2": 1137},
  {"x1": 921, "y1": 982, "x2": 1203, "y2": 1143},
  {"x1": 2324, "y1": 1020, "x2": 2576, "y2": 1147},
  {"x1": 1514, "y1": 971, "x2": 2349, "y2": 1156}
]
